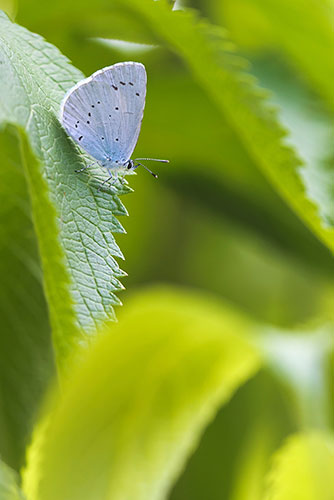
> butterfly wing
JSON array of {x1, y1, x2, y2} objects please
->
[{"x1": 60, "y1": 62, "x2": 147, "y2": 166}]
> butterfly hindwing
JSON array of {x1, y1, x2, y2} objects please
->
[{"x1": 60, "y1": 62, "x2": 147, "y2": 167}]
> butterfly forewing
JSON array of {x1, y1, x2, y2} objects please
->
[{"x1": 60, "y1": 62, "x2": 147, "y2": 167}]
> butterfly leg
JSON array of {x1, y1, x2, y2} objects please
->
[
  {"x1": 75, "y1": 161, "x2": 97, "y2": 173},
  {"x1": 98, "y1": 170, "x2": 118, "y2": 191},
  {"x1": 119, "y1": 172, "x2": 128, "y2": 185}
]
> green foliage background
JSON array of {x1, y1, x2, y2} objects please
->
[{"x1": 0, "y1": 0, "x2": 333, "y2": 499}]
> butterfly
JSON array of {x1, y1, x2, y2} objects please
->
[{"x1": 60, "y1": 62, "x2": 168, "y2": 188}]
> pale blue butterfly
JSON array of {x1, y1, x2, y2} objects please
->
[{"x1": 60, "y1": 62, "x2": 168, "y2": 188}]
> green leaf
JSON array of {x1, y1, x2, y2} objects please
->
[
  {"x1": 264, "y1": 432, "x2": 334, "y2": 500},
  {"x1": 0, "y1": 12, "x2": 129, "y2": 369},
  {"x1": 0, "y1": 460, "x2": 25, "y2": 500},
  {"x1": 23, "y1": 287, "x2": 260, "y2": 500},
  {"x1": 218, "y1": 0, "x2": 334, "y2": 111},
  {"x1": 0, "y1": 126, "x2": 55, "y2": 471}
]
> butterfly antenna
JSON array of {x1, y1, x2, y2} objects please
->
[
  {"x1": 135, "y1": 158, "x2": 169, "y2": 164},
  {"x1": 135, "y1": 162, "x2": 158, "y2": 179}
]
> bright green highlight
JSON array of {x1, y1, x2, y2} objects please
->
[{"x1": 264, "y1": 432, "x2": 334, "y2": 500}]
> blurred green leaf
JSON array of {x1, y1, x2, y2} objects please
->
[
  {"x1": 23, "y1": 287, "x2": 260, "y2": 500},
  {"x1": 140, "y1": 196, "x2": 331, "y2": 326},
  {"x1": 119, "y1": 0, "x2": 333, "y2": 250},
  {"x1": 0, "y1": 460, "x2": 25, "y2": 500},
  {"x1": 171, "y1": 320, "x2": 333, "y2": 500},
  {"x1": 259, "y1": 326, "x2": 333, "y2": 429},
  {"x1": 0, "y1": 127, "x2": 54, "y2": 471},
  {"x1": 170, "y1": 369, "x2": 296, "y2": 500},
  {"x1": 0, "y1": 0, "x2": 16, "y2": 20},
  {"x1": 229, "y1": 425, "x2": 274, "y2": 500},
  {"x1": 0, "y1": 11, "x2": 129, "y2": 369},
  {"x1": 249, "y1": 58, "x2": 334, "y2": 232},
  {"x1": 264, "y1": 432, "x2": 334, "y2": 500},
  {"x1": 217, "y1": 0, "x2": 334, "y2": 110},
  {"x1": 122, "y1": 65, "x2": 334, "y2": 304}
]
